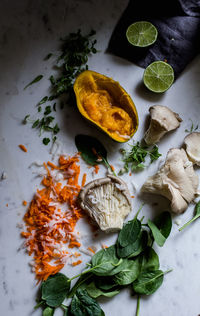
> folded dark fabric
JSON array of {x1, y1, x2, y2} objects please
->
[{"x1": 108, "y1": 0, "x2": 200, "y2": 78}]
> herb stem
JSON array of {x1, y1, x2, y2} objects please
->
[
  {"x1": 102, "y1": 157, "x2": 116, "y2": 176},
  {"x1": 179, "y1": 216, "x2": 198, "y2": 231},
  {"x1": 136, "y1": 295, "x2": 140, "y2": 316}
]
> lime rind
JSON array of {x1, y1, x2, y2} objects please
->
[
  {"x1": 126, "y1": 21, "x2": 158, "y2": 47},
  {"x1": 143, "y1": 61, "x2": 174, "y2": 93}
]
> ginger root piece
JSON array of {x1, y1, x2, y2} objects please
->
[
  {"x1": 144, "y1": 105, "x2": 182, "y2": 145},
  {"x1": 184, "y1": 132, "x2": 200, "y2": 166},
  {"x1": 141, "y1": 148, "x2": 199, "y2": 214},
  {"x1": 79, "y1": 175, "x2": 132, "y2": 232}
]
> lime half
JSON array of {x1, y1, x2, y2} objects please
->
[
  {"x1": 143, "y1": 61, "x2": 174, "y2": 93},
  {"x1": 126, "y1": 21, "x2": 158, "y2": 47}
]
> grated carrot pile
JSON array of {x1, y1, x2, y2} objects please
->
[{"x1": 21, "y1": 154, "x2": 84, "y2": 282}]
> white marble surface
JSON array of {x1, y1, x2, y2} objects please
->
[{"x1": 0, "y1": 1, "x2": 200, "y2": 315}]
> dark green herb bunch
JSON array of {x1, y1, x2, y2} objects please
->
[
  {"x1": 49, "y1": 29, "x2": 97, "y2": 100},
  {"x1": 35, "y1": 209, "x2": 172, "y2": 316}
]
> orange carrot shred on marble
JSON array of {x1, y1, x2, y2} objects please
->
[
  {"x1": 129, "y1": 172, "x2": 132, "y2": 176},
  {"x1": 21, "y1": 154, "x2": 84, "y2": 282},
  {"x1": 23, "y1": 200, "x2": 27, "y2": 206},
  {"x1": 110, "y1": 165, "x2": 115, "y2": 171},
  {"x1": 101, "y1": 244, "x2": 108, "y2": 249},
  {"x1": 81, "y1": 173, "x2": 87, "y2": 187},
  {"x1": 87, "y1": 247, "x2": 95, "y2": 254},
  {"x1": 72, "y1": 260, "x2": 82, "y2": 266},
  {"x1": 19, "y1": 144, "x2": 27, "y2": 152},
  {"x1": 94, "y1": 165, "x2": 99, "y2": 174},
  {"x1": 47, "y1": 161, "x2": 59, "y2": 169},
  {"x1": 131, "y1": 195, "x2": 135, "y2": 198}
]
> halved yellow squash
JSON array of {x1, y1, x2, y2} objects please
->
[{"x1": 73, "y1": 70, "x2": 138, "y2": 142}]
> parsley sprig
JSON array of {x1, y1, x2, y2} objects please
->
[{"x1": 119, "y1": 141, "x2": 161, "y2": 174}]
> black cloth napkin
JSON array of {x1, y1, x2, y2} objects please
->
[{"x1": 108, "y1": 0, "x2": 200, "y2": 78}]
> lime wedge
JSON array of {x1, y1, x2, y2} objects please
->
[
  {"x1": 143, "y1": 61, "x2": 174, "y2": 93},
  {"x1": 126, "y1": 21, "x2": 158, "y2": 47}
]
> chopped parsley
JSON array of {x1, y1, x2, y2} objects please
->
[{"x1": 119, "y1": 141, "x2": 161, "y2": 174}]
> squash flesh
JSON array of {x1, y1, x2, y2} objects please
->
[{"x1": 74, "y1": 71, "x2": 138, "y2": 142}]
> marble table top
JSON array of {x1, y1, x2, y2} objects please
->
[{"x1": 0, "y1": 1, "x2": 200, "y2": 315}]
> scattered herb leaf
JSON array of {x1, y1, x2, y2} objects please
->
[
  {"x1": 32, "y1": 119, "x2": 40, "y2": 129},
  {"x1": 39, "y1": 96, "x2": 48, "y2": 105},
  {"x1": 23, "y1": 114, "x2": 30, "y2": 124},
  {"x1": 185, "y1": 119, "x2": 199, "y2": 133},
  {"x1": 44, "y1": 53, "x2": 53, "y2": 61},
  {"x1": 43, "y1": 138, "x2": 50, "y2": 145},
  {"x1": 44, "y1": 106, "x2": 52, "y2": 115},
  {"x1": 24, "y1": 75, "x2": 43, "y2": 90}
]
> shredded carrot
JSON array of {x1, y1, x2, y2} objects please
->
[
  {"x1": 87, "y1": 247, "x2": 95, "y2": 254},
  {"x1": 19, "y1": 144, "x2": 27, "y2": 152},
  {"x1": 92, "y1": 147, "x2": 102, "y2": 161},
  {"x1": 22, "y1": 154, "x2": 84, "y2": 282},
  {"x1": 110, "y1": 165, "x2": 115, "y2": 171},
  {"x1": 6, "y1": 203, "x2": 8, "y2": 207},
  {"x1": 81, "y1": 173, "x2": 87, "y2": 186},
  {"x1": 72, "y1": 260, "x2": 82, "y2": 266},
  {"x1": 23, "y1": 200, "x2": 27, "y2": 206},
  {"x1": 129, "y1": 172, "x2": 132, "y2": 176},
  {"x1": 47, "y1": 161, "x2": 59, "y2": 169},
  {"x1": 101, "y1": 244, "x2": 108, "y2": 249},
  {"x1": 94, "y1": 165, "x2": 99, "y2": 174},
  {"x1": 131, "y1": 195, "x2": 135, "y2": 198}
]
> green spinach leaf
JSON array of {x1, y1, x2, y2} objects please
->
[
  {"x1": 141, "y1": 247, "x2": 159, "y2": 272},
  {"x1": 132, "y1": 270, "x2": 164, "y2": 295},
  {"x1": 148, "y1": 211, "x2": 172, "y2": 247},
  {"x1": 117, "y1": 218, "x2": 141, "y2": 247},
  {"x1": 70, "y1": 288, "x2": 103, "y2": 316},
  {"x1": 86, "y1": 282, "x2": 120, "y2": 298},
  {"x1": 43, "y1": 306, "x2": 54, "y2": 316},
  {"x1": 117, "y1": 230, "x2": 148, "y2": 258},
  {"x1": 91, "y1": 245, "x2": 121, "y2": 276},
  {"x1": 179, "y1": 201, "x2": 200, "y2": 231},
  {"x1": 41, "y1": 273, "x2": 70, "y2": 307},
  {"x1": 113, "y1": 258, "x2": 141, "y2": 285}
]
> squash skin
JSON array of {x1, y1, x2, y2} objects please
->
[{"x1": 73, "y1": 70, "x2": 139, "y2": 142}]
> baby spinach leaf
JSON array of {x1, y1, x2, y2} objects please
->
[
  {"x1": 75, "y1": 134, "x2": 115, "y2": 174},
  {"x1": 43, "y1": 306, "x2": 54, "y2": 316},
  {"x1": 113, "y1": 258, "x2": 141, "y2": 285},
  {"x1": 132, "y1": 270, "x2": 164, "y2": 295},
  {"x1": 148, "y1": 211, "x2": 172, "y2": 247},
  {"x1": 91, "y1": 245, "x2": 121, "y2": 276},
  {"x1": 86, "y1": 282, "x2": 120, "y2": 298},
  {"x1": 75, "y1": 134, "x2": 107, "y2": 166},
  {"x1": 117, "y1": 218, "x2": 141, "y2": 247},
  {"x1": 70, "y1": 288, "x2": 103, "y2": 316},
  {"x1": 117, "y1": 230, "x2": 148, "y2": 258},
  {"x1": 141, "y1": 247, "x2": 160, "y2": 272},
  {"x1": 179, "y1": 201, "x2": 200, "y2": 231},
  {"x1": 95, "y1": 276, "x2": 117, "y2": 291},
  {"x1": 42, "y1": 273, "x2": 70, "y2": 307},
  {"x1": 154, "y1": 211, "x2": 172, "y2": 239},
  {"x1": 24, "y1": 75, "x2": 43, "y2": 90},
  {"x1": 148, "y1": 220, "x2": 166, "y2": 247}
]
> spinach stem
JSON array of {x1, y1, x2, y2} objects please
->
[
  {"x1": 179, "y1": 216, "x2": 198, "y2": 231},
  {"x1": 136, "y1": 295, "x2": 140, "y2": 316},
  {"x1": 34, "y1": 301, "x2": 44, "y2": 309}
]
